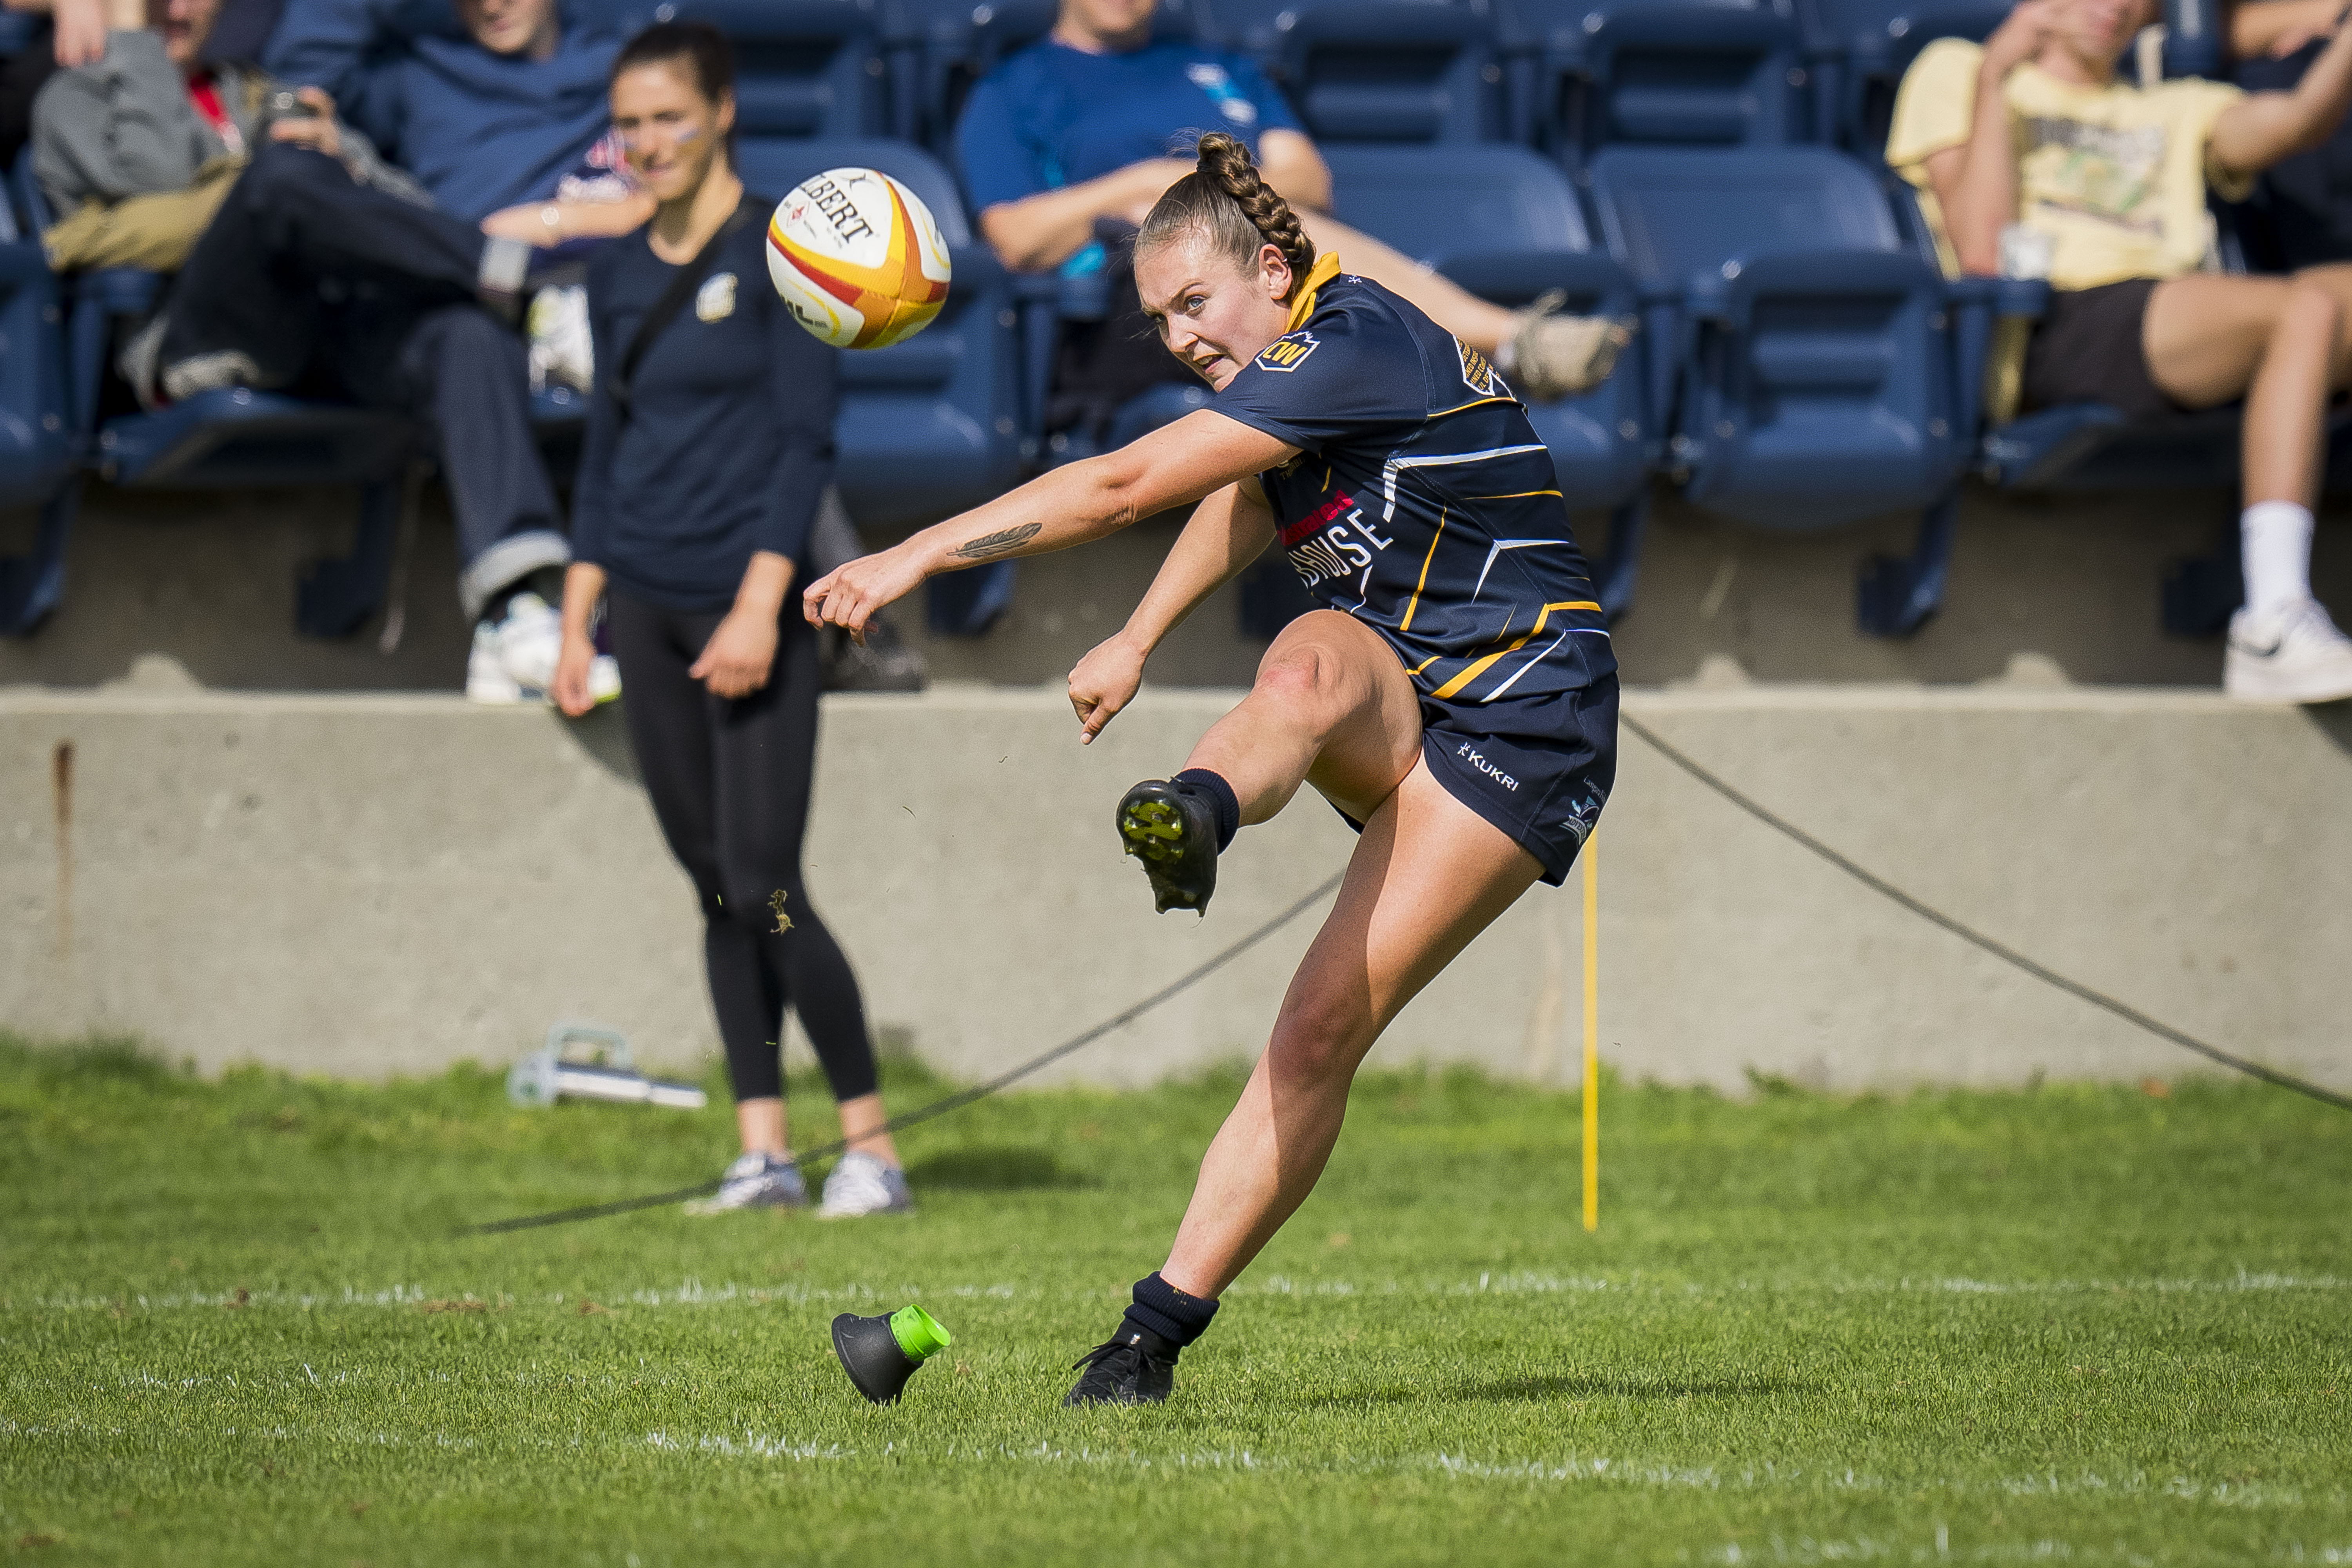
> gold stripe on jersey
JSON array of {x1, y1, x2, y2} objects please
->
[
  {"x1": 1425, "y1": 394, "x2": 1523, "y2": 419},
  {"x1": 1398, "y1": 506, "x2": 1448, "y2": 634},
  {"x1": 1287, "y1": 251, "x2": 1344, "y2": 332},
  {"x1": 1427, "y1": 599, "x2": 1602, "y2": 701}
]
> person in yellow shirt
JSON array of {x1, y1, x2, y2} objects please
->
[{"x1": 1889, "y1": 0, "x2": 2352, "y2": 704}]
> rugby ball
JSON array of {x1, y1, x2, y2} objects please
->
[{"x1": 766, "y1": 168, "x2": 951, "y2": 350}]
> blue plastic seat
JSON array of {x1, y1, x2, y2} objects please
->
[
  {"x1": 2159, "y1": 0, "x2": 2225, "y2": 80},
  {"x1": 898, "y1": 0, "x2": 1215, "y2": 151},
  {"x1": 1797, "y1": 0, "x2": 2005, "y2": 149},
  {"x1": 5, "y1": 154, "x2": 421, "y2": 638},
  {"x1": 0, "y1": 233, "x2": 78, "y2": 633},
  {"x1": 0, "y1": 9, "x2": 43, "y2": 55},
  {"x1": 1212, "y1": 0, "x2": 1504, "y2": 144},
  {"x1": 666, "y1": 0, "x2": 892, "y2": 138},
  {"x1": 1502, "y1": 0, "x2": 1810, "y2": 166},
  {"x1": 1590, "y1": 144, "x2": 1967, "y2": 633},
  {"x1": 1324, "y1": 143, "x2": 1652, "y2": 616},
  {"x1": 736, "y1": 136, "x2": 1028, "y2": 632}
]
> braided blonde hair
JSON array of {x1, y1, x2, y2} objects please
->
[{"x1": 1136, "y1": 132, "x2": 1318, "y2": 298}]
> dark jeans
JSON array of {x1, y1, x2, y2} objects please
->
[
  {"x1": 161, "y1": 144, "x2": 566, "y2": 616},
  {"x1": 607, "y1": 587, "x2": 879, "y2": 1108}
]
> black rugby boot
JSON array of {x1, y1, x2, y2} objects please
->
[
  {"x1": 1116, "y1": 779, "x2": 1220, "y2": 915},
  {"x1": 1062, "y1": 1324, "x2": 1179, "y2": 1406}
]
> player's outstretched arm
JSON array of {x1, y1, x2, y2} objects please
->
[
  {"x1": 802, "y1": 412, "x2": 1298, "y2": 639},
  {"x1": 1067, "y1": 477, "x2": 1277, "y2": 744}
]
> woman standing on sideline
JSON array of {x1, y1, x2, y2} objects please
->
[{"x1": 552, "y1": 22, "x2": 911, "y2": 1219}]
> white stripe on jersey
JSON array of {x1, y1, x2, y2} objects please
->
[
  {"x1": 1378, "y1": 444, "x2": 1550, "y2": 522},
  {"x1": 1472, "y1": 537, "x2": 1581, "y2": 601}
]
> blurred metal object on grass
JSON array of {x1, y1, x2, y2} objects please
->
[{"x1": 505, "y1": 1023, "x2": 709, "y2": 1112}]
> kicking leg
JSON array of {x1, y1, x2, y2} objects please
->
[
  {"x1": 1116, "y1": 610, "x2": 1419, "y2": 914},
  {"x1": 1069, "y1": 760, "x2": 1546, "y2": 1403},
  {"x1": 1160, "y1": 764, "x2": 1544, "y2": 1297}
]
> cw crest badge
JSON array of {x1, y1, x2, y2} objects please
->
[
  {"x1": 1256, "y1": 330, "x2": 1320, "y2": 372},
  {"x1": 1457, "y1": 336, "x2": 1500, "y2": 397}
]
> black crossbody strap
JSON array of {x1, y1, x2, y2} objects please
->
[{"x1": 608, "y1": 193, "x2": 760, "y2": 420}]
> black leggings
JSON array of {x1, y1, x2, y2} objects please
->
[{"x1": 608, "y1": 589, "x2": 878, "y2": 1107}]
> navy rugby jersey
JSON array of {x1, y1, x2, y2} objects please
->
[{"x1": 1213, "y1": 255, "x2": 1616, "y2": 708}]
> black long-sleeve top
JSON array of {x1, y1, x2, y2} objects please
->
[{"x1": 573, "y1": 207, "x2": 839, "y2": 610}]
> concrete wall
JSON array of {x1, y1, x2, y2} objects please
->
[
  {"x1": 5, "y1": 687, "x2": 2347, "y2": 1093},
  {"x1": 7, "y1": 477, "x2": 2351, "y2": 696}
]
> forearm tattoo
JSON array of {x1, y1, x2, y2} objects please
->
[{"x1": 952, "y1": 523, "x2": 1042, "y2": 561}]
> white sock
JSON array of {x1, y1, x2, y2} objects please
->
[{"x1": 2240, "y1": 500, "x2": 2315, "y2": 617}]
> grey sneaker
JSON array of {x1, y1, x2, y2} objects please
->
[
  {"x1": 160, "y1": 348, "x2": 268, "y2": 405},
  {"x1": 1506, "y1": 292, "x2": 1633, "y2": 400},
  {"x1": 817, "y1": 1150, "x2": 913, "y2": 1218},
  {"x1": 684, "y1": 1152, "x2": 808, "y2": 1214},
  {"x1": 117, "y1": 314, "x2": 168, "y2": 411}
]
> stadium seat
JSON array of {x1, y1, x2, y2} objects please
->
[
  {"x1": 2158, "y1": 0, "x2": 2225, "y2": 81},
  {"x1": 0, "y1": 8, "x2": 42, "y2": 55},
  {"x1": 1323, "y1": 143, "x2": 1651, "y2": 618},
  {"x1": 1502, "y1": 0, "x2": 1810, "y2": 166},
  {"x1": 1797, "y1": 0, "x2": 2005, "y2": 150},
  {"x1": 900, "y1": 0, "x2": 1214, "y2": 152},
  {"x1": 0, "y1": 219, "x2": 79, "y2": 635},
  {"x1": 664, "y1": 0, "x2": 891, "y2": 138},
  {"x1": 1212, "y1": 0, "x2": 1504, "y2": 145},
  {"x1": 734, "y1": 136, "x2": 1028, "y2": 633},
  {"x1": 1589, "y1": 144, "x2": 1967, "y2": 634},
  {"x1": 6, "y1": 155, "x2": 421, "y2": 639}
]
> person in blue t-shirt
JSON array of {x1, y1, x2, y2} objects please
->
[
  {"x1": 955, "y1": 0, "x2": 1625, "y2": 431},
  {"x1": 804, "y1": 132, "x2": 1617, "y2": 1406}
]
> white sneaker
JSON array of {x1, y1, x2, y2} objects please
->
[
  {"x1": 465, "y1": 617, "x2": 526, "y2": 704},
  {"x1": 685, "y1": 1152, "x2": 809, "y2": 1215},
  {"x1": 468, "y1": 592, "x2": 621, "y2": 707},
  {"x1": 818, "y1": 1150, "x2": 914, "y2": 1218},
  {"x1": 2225, "y1": 599, "x2": 2352, "y2": 704}
]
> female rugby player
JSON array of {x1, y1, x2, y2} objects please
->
[{"x1": 803, "y1": 132, "x2": 1618, "y2": 1405}]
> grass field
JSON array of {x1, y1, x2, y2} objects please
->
[{"x1": 2, "y1": 1033, "x2": 2348, "y2": 1566}]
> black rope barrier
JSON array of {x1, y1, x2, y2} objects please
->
[
  {"x1": 1621, "y1": 712, "x2": 2352, "y2": 1114},
  {"x1": 460, "y1": 869, "x2": 1347, "y2": 1234}
]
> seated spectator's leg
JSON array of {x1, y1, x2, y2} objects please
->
[
  {"x1": 392, "y1": 303, "x2": 569, "y2": 620},
  {"x1": 1297, "y1": 212, "x2": 1626, "y2": 399},
  {"x1": 2146, "y1": 272, "x2": 2352, "y2": 698},
  {"x1": 1296, "y1": 211, "x2": 1517, "y2": 352},
  {"x1": 161, "y1": 145, "x2": 523, "y2": 387}
]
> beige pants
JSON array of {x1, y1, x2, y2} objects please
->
[{"x1": 42, "y1": 156, "x2": 243, "y2": 273}]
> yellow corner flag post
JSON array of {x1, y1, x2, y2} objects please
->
[{"x1": 1581, "y1": 833, "x2": 1599, "y2": 1233}]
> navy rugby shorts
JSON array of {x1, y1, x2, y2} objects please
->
[{"x1": 1334, "y1": 673, "x2": 1618, "y2": 887}]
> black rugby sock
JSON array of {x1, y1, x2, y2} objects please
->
[
  {"x1": 1122, "y1": 1270, "x2": 1220, "y2": 1350},
  {"x1": 1172, "y1": 768, "x2": 1240, "y2": 851}
]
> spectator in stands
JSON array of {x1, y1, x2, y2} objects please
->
[
  {"x1": 2, "y1": 0, "x2": 103, "y2": 174},
  {"x1": 1890, "y1": 0, "x2": 2352, "y2": 704},
  {"x1": 955, "y1": 0, "x2": 1627, "y2": 447},
  {"x1": 553, "y1": 23, "x2": 912, "y2": 1219},
  {"x1": 44, "y1": 0, "x2": 645, "y2": 701},
  {"x1": 31, "y1": 0, "x2": 423, "y2": 270},
  {"x1": 5, "y1": 0, "x2": 272, "y2": 178}
]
